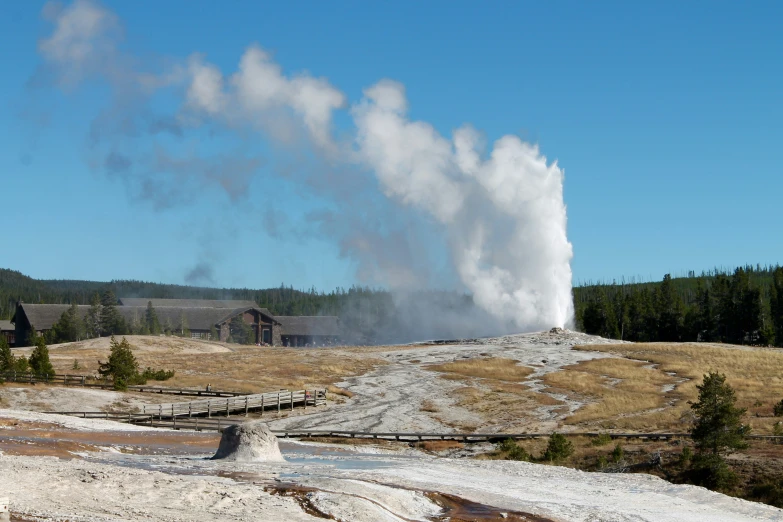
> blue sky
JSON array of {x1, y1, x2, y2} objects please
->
[{"x1": 1, "y1": 1, "x2": 781, "y2": 291}]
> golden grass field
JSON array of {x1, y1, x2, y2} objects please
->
[
  {"x1": 426, "y1": 357, "x2": 534, "y2": 382},
  {"x1": 15, "y1": 336, "x2": 386, "y2": 396},
  {"x1": 426, "y1": 358, "x2": 563, "y2": 432},
  {"x1": 558, "y1": 343, "x2": 783, "y2": 434}
]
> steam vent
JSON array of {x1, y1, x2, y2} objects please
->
[{"x1": 212, "y1": 421, "x2": 286, "y2": 462}]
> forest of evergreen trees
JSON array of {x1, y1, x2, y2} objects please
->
[
  {"x1": 574, "y1": 265, "x2": 783, "y2": 347},
  {"x1": 2, "y1": 264, "x2": 782, "y2": 346}
]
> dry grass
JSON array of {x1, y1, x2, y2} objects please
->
[
  {"x1": 541, "y1": 357, "x2": 681, "y2": 429},
  {"x1": 33, "y1": 335, "x2": 386, "y2": 394},
  {"x1": 446, "y1": 385, "x2": 566, "y2": 432},
  {"x1": 564, "y1": 343, "x2": 783, "y2": 433},
  {"x1": 427, "y1": 357, "x2": 534, "y2": 382},
  {"x1": 420, "y1": 399, "x2": 439, "y2": 413},
  {"x1": 415, "y1": 440, "x2": 464, "y2": 452},
  {"x1": 326, "y1": 385, "x2": 355, "y2": 399}
]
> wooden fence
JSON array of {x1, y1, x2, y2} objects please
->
[{"x1": 1, "y1": 371, "x2": 250, "y2": 397}]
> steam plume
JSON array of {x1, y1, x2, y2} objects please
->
[{"x1": 34, "y1": 0, "x2": 574, "y2": 332}]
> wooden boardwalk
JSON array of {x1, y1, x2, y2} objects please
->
[
  {"x1": 1, "y1": 371, "x2": 250, "y2": 398},
  {"x1": 141, "y1": 389, "x2": 327, "y2": 419},
  {"x1": 46, "y1": 389, "x2": 327, "y2": 424}
]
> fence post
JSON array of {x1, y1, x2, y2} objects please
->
[
  {"x1": 208, "y1": 402, "x2": 211, "y2": 418},
  {"x1": 226, "y1": 398, "x2": 230, "y2": 417},
  {"x1": 277, "y1": 392, "x2": 281, "y2": 414},
  {"x1": 171, "y1": 404, "x2": 174, "y2": 418},
  {"x1": 189, "y1": 403, "x2": 192, "y2": 418},
  {"x1": 290, "y1": 392, "x2": 294, "y2": 411},
  {"x1": 261, "y1": 395, "x2": 264, "y2": 417},
  {"x1": 245, "y1": 396, "x2": 249, "y2": 416},
  {"x1": 159, "y1": 404, "x2": 162, "y2": 421},
  {"x1": 304, "y1": 389, "x2": 307, "y2": 411}
]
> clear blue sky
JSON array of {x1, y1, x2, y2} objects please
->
[{"x1": 1, "y1": 1, "x2": 781, "y2": 290}]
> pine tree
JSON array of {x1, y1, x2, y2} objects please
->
[
  {"x1": 771, "y1": 267, "x2": 783, "y2": 347},
  {"x1": 28, "y1": 336, "x2": 54, "y2": 378},
  {"x1": 98, "y1": 336, "x2": 140, "y2": 390},
  {"x1": 50, "y1": 303, "x2": 85, "y2": 343},
  {"x1": 99, "y1": 290, "x2": 125, "y2": 336},
  {"x1": 145, "y1": 301, "x2": 161, "y2": 335},
  {"x1": 229, "y1": 315, "x2": 254, "y2": 344},
  {"x1": 657, "y1": 274, "x2": 684, "y2": 341},
  {"x1": 691, "y1": 372, "x2": 750, "y2": 455},
  {"x1": 84, "y1": 293, "x2": 102, "y2": 338},
  {"x1": 0, "y1": 336, "x2": 13, "y2": 372},
  {"x1": 26, "y1": 324, "x2": 39, "y2": 346},
  {"x1": 581, "y1": 291, "x2": 620, "y2": 339},
  {"x1": 693, "y1": 284, "x2": 715, "y2": 341}
]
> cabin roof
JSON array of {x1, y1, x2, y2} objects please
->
[{"x1": 276, "y1": 316, "x2": 341, "y2": 336}]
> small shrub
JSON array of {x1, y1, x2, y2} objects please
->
[
  {"x1": 774, "y1": 422, "x2": 783, "y2": 437},
  {"x1": 597, "y1": 455, "x2": 608, "y2": 469},
  {"x1": 611, "y1": 443, "x2": 624, "y2": 462},
  {"x1": 141, "y1": 367, "x2": 175, "y2": 381},
  {"x1": 496, "y1": 438, "x2": 530, "y2": 461},
  {"x1": 774, "y1": 399, "x2": 783, "y2": 417},
  {"x1": 591, "y1": 433, "x2": 613, "y2": 446},
  {"x1": 0, "y1": 337, "x2": 13, "y2": 372},
  {"x1": 99, "y1": 336, "x2": 140, "y2": 387},
  {"x1": 72, "y1": 359, "x2": 80, "y2": 370},
  {"x1": 689, "y1": 453, "x2": 738, "y2": 492},
  {"x1": 543, "y1": 433, "x2": 574, "y2": 462},
  {"x1": 29, "y1": 337, "x2": 54, "y2": 378},
  {"x1": 13, "y1": 356, "x2": 29, "y2": 374},
  {"x1": 750, "y1": 477, "x2": 783, "y2": 508}
]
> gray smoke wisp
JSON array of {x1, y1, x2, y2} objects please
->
[{"x1": 34, "y1": 0, "x2": 575, "y2": 335}]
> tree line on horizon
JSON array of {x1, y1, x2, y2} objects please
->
[
  {"x1": 2, "y1": 264, "x2": 783, "y2": 346},
  {"x1": 574, "y1": 265, "x2": 783, "y2": 347}
]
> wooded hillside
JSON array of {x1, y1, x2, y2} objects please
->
[{"x1": 574, "y1": 265, "x2": 783, "y2": 347}]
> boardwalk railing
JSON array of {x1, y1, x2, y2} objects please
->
[
  {"x1": 142, "y1": 389, "x2": 326, "y2": 419},
  {"x1": 1, "y1": 371, "x2": 251, "y2": 397}
]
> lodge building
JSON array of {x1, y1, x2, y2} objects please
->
[{"x1": 9, "y1": 298, "x2": 341, "y2": 347}]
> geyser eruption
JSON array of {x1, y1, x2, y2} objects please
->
[
  {"x1": 34, "y1": 0, "x2": 574, "y2": 333},
  {"x1": 353, "y1": 81, "x2": 573, "y2": 330}
]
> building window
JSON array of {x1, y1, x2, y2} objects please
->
[{"x1": 191, "y1": 332, "x2": 203, "y2": 339}]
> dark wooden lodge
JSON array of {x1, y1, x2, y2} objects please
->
[
  {"x1": 0, "y1": 320, "x2": 14, "y2": 347},
  {"x1": 10, "y1": 298, "x2": 341, "y2": 348}
]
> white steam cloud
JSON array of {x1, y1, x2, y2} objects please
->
[{"x1": 34, "y1": 0, "x2": 574, "y2": 331}]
